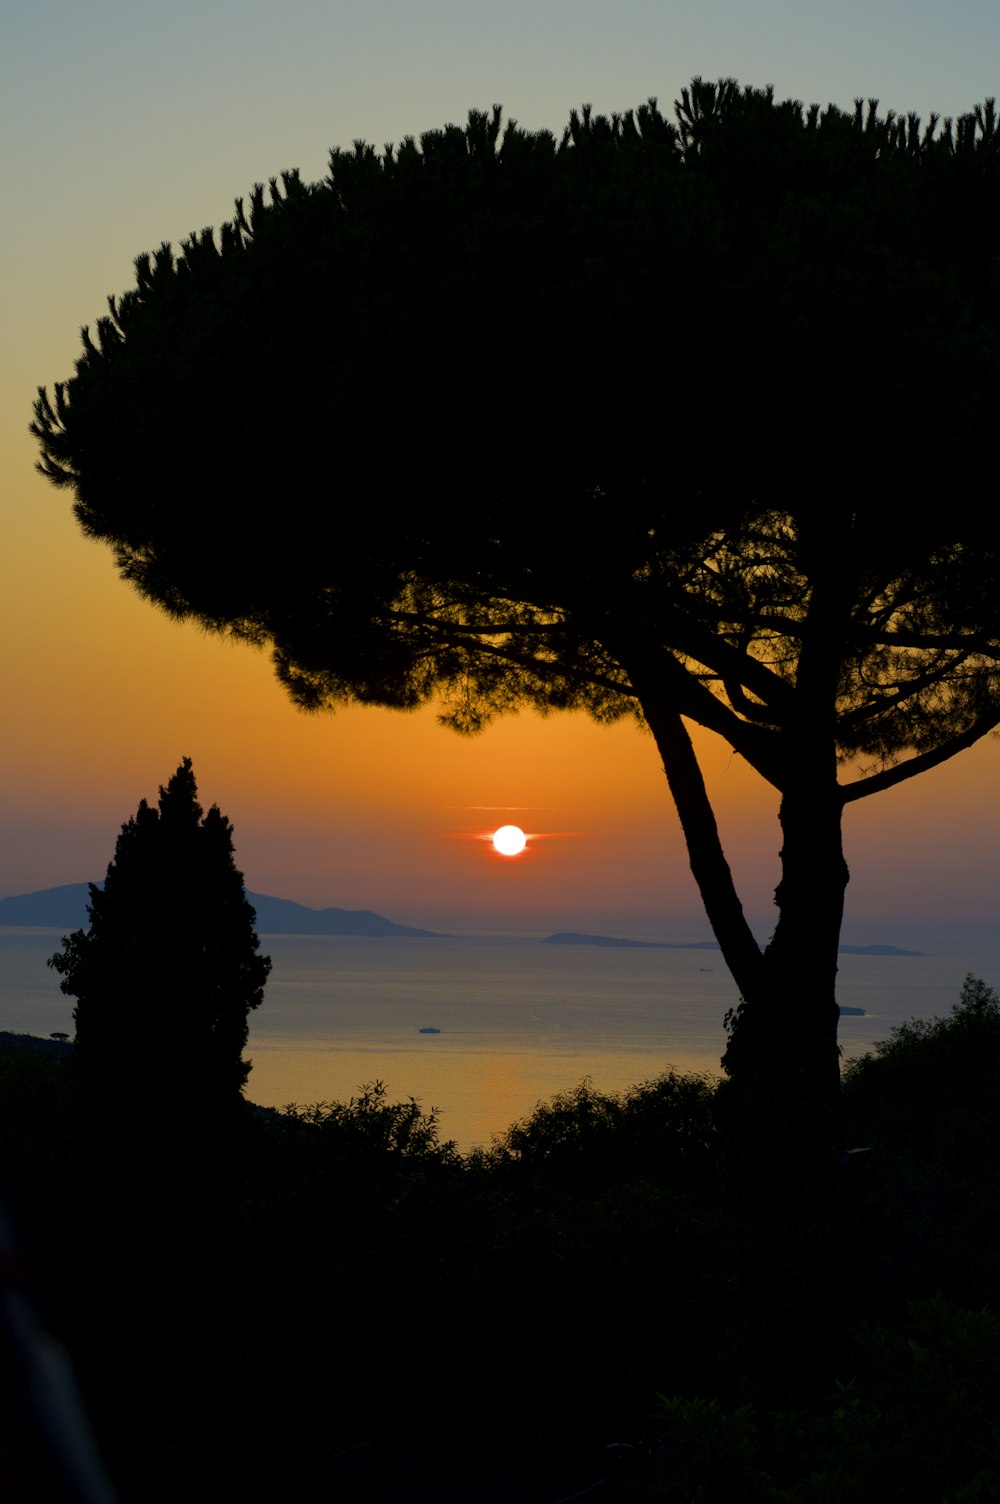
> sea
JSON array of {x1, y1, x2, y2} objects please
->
[{"x1": 3, "y1": 926, "x2": 999, "y2": 1151}]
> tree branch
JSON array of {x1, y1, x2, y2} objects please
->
[
  {"x1": 836, "y1": 648, "x2": 978, "y2": 734},
  {"x1": 841, "y1": 709, "x2": 1000, "y2": 802},
  {"x1": 638, "y1": 693, "x2": 764, "y2": 1001}
]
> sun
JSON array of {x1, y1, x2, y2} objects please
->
[{"x1": 492, "y1": 824, "x2": 527, "y2": 856}]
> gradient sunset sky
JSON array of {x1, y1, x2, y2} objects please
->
[{"x1": 4, "y1": 0, "x2": 1000, "y2": 936}]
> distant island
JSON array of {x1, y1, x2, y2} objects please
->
[
  {"x1": 543, "y1": 931, "x2": 923, "y2": 956},
  {"x1": 543, "y1": 931, "x2": 719, "y2": 951},
  {"x1": 838, "y1": 943, "x2": 923, "y2": 957},
  {"x1": 0, "y1": 883, "x2": 445, "y2": 939}
]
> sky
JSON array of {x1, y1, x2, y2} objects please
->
[{"x1": 4, "y1": 0, "x2": 1000, "y2": 938}]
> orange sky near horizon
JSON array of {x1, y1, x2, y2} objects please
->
[
  {"x1": 5, "y1": 6, "x2": 1000, "y2": 942},
  {"x1": 6, "y1": 474, "x2": 1000, "y2": 940}
]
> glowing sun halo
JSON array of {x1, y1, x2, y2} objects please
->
[{"x1": 492, "y1": 824, "x2": 527, "y2": 856}]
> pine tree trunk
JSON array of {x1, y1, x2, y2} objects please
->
[
  {"x1": 640, "y1": 692, "x2": 848, "y2": 1164},
  {"x1": 721, "y1": 770, "x2": 848, "y2": 1158}
]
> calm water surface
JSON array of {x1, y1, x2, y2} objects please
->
[{"x1": 3, "y1": 927, "x2": 999, "y2": 1149}]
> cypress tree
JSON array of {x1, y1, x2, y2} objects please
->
[{"x1": 49, "y1": 758, "x2": 271, "y2": 1115}]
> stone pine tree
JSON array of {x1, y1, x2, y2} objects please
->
[
  {"x1": 33, "y1": 80, "x2": 1000, "y2": 1158},
  {"x1": 50, "y1": 759, "x2": 270, "y2": 1114}
]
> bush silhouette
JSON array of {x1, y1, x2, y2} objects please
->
[{"x1": 843, "y1": 975, "x2": 1000, "y2": 1156}]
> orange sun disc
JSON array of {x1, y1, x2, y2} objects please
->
[{"x1": 492, "y1": 824, "x2": 527, "y2": 856}]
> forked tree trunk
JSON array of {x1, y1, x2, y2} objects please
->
[{"x1": 641, "y1": 699, "x2": 848, "y2": 1161}]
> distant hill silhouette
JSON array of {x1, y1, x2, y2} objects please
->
[
  {"x1": 0, "y1": 883, "x2": 444, "y2": 938},
  {"x1": 247, "y1": 893, "x2": 443, "y2": 937}
]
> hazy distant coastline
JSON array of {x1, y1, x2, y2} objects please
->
[
  {"x1": 0, "y1": 883, "x2": 446, "y2": 939},
  {"x1": 0, "y1": 886, "x2": 925, "y2": 953},
  {"x1": 544, "y1": 931, "x2": 924, "y2": 956}
]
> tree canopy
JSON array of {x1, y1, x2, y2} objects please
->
[{"x1": 33, "y1": 79, "x2": 1000, "y2": 1151}]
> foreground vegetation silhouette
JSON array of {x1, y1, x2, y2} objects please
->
[
  {"x1": 32, "y1": 79, "x2": 1000, "y2": 1153},
  {"x1": 1, "y1": 977, "x2": 999, "y2": 1499}
]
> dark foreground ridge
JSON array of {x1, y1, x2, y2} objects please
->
[
  {"x1": 0, "y1": 1031, "x2": 72, "y2": 1058},
  {"x1": 545, "y1": 931, "x2": 923, "y2": 955},
  {"x1": 0, "y1": 883, "x2": 445, "y2": 937}
]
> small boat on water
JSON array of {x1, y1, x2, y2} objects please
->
[
  {"x1": 839, "y1": 1006, "x2": 865, "y2": 1017},
  {"x1": 418, "y1": 1026, "x2": 441, "y2": 1034}
]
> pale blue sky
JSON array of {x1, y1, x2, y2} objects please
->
[
  {"x1": 9, "y1": 0, "x2": 1000, "y2": 466},
  {"x1": 8, "y1": 1, "x2": 1000, "y2": 374},
  {"x1": 9, "y1": 2, "x2": 1000, "y2": 217}
]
